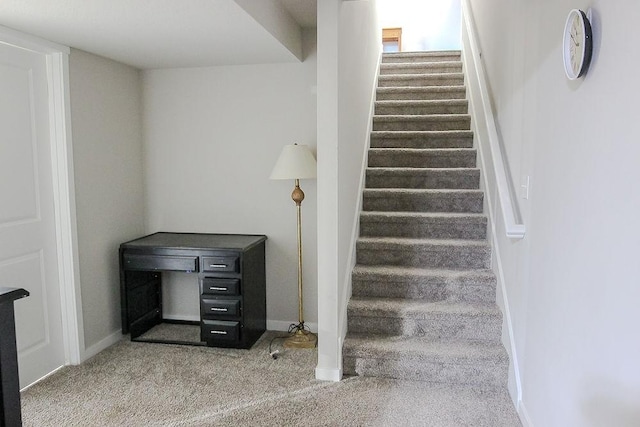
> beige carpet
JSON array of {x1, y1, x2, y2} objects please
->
[{"x1": 21, "y1": 332, "x2": 521, "y2": 426}]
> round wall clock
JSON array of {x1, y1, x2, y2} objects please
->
[{"x1": 563, "y1": 9, "x2": 593, "y2": 80}]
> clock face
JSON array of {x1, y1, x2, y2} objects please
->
[
  {"x1": 563, "y1": 9, "x2": 593, "y2": 80},
  {"x1": 569, "y1": 14, "x2": 584, "y2": 75}
]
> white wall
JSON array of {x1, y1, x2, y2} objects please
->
[
  {"x1": 467, "y1": 1, "x2": 640, "y2": 426},
  {"x1": 68, "y1": 49, "x2": 145, "y2": 354},
  {"x1": 316, "y1": 0, "x2": 380, "y2": 381},
  {"x1": 377, "y1": 0, "x2": 461, "y2": 51},
  {"x1": 142, "y1": 30, "x2": 318, "y2": 330}
]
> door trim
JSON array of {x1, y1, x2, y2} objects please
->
[{"x1": 0, "y1": 25, "x2": 84, "y2": 367}]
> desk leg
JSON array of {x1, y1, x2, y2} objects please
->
[{"x1": 0, "y1": 301, "x2": 23, "y2": 427}]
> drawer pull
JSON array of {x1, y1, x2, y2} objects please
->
[
  {"x1": 210, "y1": 307, "x2": 228, "y2": 312},
  {"x1": 209, "y1": 287, "x2": 228, "y2": 291},
  {"x1": 210, "y1": 330, "x2": 228, "y2": 335},
  {"x1": 209, "y1": 264, "x2": 228, "y2": 269}
]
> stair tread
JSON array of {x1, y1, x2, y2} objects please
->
[
  {"x1": 358, "y1": 236, "x2": 489, "y2": 246},
  {"x1": 348, "y1": 297, "x2": 500, "y2": 317},
  {"x1": 381, "y1": 65, "x2": 462, "y2": 71},
  {"x1": 364, "y1": 188, "x2": 482, "y2": 193},
  {"x1": 369, "y1": 147, "x2": 475, "y2": 153},
  {"x1": 353, "y1": 264, "x2": 494, "y2": 276},
  {"x1": 381, "y1": 60, "x2": 462, "y2": 66},
  {"x1": 361, "y1": 211, "x2": 485, "y2": 219},
  {"x1": 383, "y1": 50, "x2": 461, "y2": 56},
  {"x1": 374, "y1": 114, "x2": 470, "y2": 120},
  {"x1": 376, "y1": 99, "x2": 467, "y2": 105},
  {"x1": 380, "y1": 72, "x2": 464, "y2": 78},
  {"x1": 343, "y1": 334, "x2": 508, "y2": 362},
  {"x1": 371, "y1": 130, "x2": 472, "y2": 135},
  {"x1": 377, "y1": 85, "x2": 465, "y2": 91},
  {"x1": 367, "y1": 167, "x2": 479, "y2": 172}
]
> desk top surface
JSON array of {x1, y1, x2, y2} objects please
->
[
  {"x1": 0, "y1": 287, "x2": 29, "y2": 304},
  {"x1": 120, "y1": 232, "x2": 267, "y2": 252}
]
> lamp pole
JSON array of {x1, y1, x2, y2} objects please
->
[{"x1": 284, "y1": 178, "x2": 317, "y2": 348}]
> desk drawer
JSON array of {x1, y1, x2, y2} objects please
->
[
  {"x1": 202, "y1": 278, "x2": 240, "y2": 296},
  {"x1": 123, "y1": 254, "x2": 198, "y2": 272},
  {"x1": 201, "y1": 256, "x2": 239, "y2": 273},
  {"x1": 202, "y1": 320, "x2": 239, "y2": 341},
  {"x1": 202, "y1": 298, "x2": 241, "y2": 317}
]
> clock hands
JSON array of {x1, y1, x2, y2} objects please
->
[{"x1": 570, "y1": 32, "x2": 580, "y2": 47}]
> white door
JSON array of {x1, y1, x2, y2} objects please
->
[{"x1": 0, "y1": 42, "x2": 66, "y2": 388}]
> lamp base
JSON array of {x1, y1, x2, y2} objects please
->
[{"x1": 283, "y1": 329, "x2": 317, "y2": 349}]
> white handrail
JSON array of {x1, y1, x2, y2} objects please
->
[{"x1": 461, "y1": 0, "x2": 526, "y2": 239}]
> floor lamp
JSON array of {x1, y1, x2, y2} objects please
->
[{"x1": 270, "y1": 143, "x2": 317, "y2": 348}]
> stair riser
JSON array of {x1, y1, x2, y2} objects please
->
[
  {"x1": 359, "y1": 218, "x2": 487, "y2": 240},
  {"x1": 363, "y1": 192, "x2": 484, "y2": 213},
  {"x1": 347, "y1": 312, "x2": 501, "y2": 341},
  {"x1": 380, "y1": 64, "x2": 463, "y2": 75},
  {"x1": 375, "y1": 103, "x2": 468, "y2": 115},
  {"x1": 366, "y1": 170, "x2": 480, "y2": 189},
  {"x1": 356, "y1": 244, "x2": 490, "y2": 269},
  {"x1": 351, "y1": 280, "x2": 496, "y2": 303},
  {"x1": 370, "y1": 134, "x2": 473, "y2": 149},
  {"x1": 379, "y1": 76, "x2": 464, "y2": 87},
  {"x1": 376, "y1": 88, "x2": 466, "y2": 101},
  {"x1": 343, "y1": 357, "x2": 508, "y2": 387},
  {"x1": 368, "y1": 151, "x2": 476, "y2": 168},
  {"x1": 382, "y1": 54, "x2": 461, "y2": 63},
  {"x1": 373, "y1": 118, "x2": 470, "y2": 132}
]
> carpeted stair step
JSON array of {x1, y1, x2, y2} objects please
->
[
  {"x1": 359, "y1": 212, "x2": 487, "y2": 240},
  {"x1": 378, "y1": 73, "x2": 464, "y2": 88},
  {"x1": 363, "y1": 189, "x2": 483, "y2": 213},
  {"x1": 368, "y1": 148, "x2": 476, "y2": 168},
  {"x1": 370, "y1": 130, "x2": 473, "y2": 149},
  {"x1": 375, "y1": 100, "x2": 468, "y2": 115},
  {"x1": 351, "y1": 265, "x2": 497, "y2": 303},
  {"x1": 382, "y1": 51, "x2": 461, "y2": 63},
  {"x1": 343, "y1": 49, "x2": 509, "y2": 391},
  {"x1": 347, "y1": 298, "x2": 502, "y2": 340},
  {"x1": 373, "y1": 114, "x2": 470, "y2": 132},
  {"x1": 356, "y1": 237, "x2": 491, "y2": 269},
  {"x1": 343, "y1": 334, "x2": 508, "y2": 386},
  {"x1": 380, "y1": 61, "x2": 463, "y2": 75},
  {"x1": 366, "y1": 167, "x2": 480, "y2": 189},
  {"x1": 376, "y1": 86, "x2": 466, "y2": 101}
]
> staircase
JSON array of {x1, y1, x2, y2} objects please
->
[{"x1": 343, "y1": 51, "x2": 509, "y2": 389}]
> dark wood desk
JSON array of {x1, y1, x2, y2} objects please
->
[
  {"x1": 0, "y1": 287, "x2": 29, "y2": 427},
  {"x1": 120, "y1": 233, "x2": 267, "y2": 349}
]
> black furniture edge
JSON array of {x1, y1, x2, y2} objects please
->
[{"x1": 0, "y1": 287, "x2": 29, "y2": 427}]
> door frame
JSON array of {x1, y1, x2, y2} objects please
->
[{"x1": 0, "y1": 25, "x2": 84, "y2": 367}]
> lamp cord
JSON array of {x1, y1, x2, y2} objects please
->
[
  {"x1": 268, "y1": 322, "x2": 316, "y2": 359},
  {"x1": 287, "y1": 321, "x2": 311, "y2": 334}
]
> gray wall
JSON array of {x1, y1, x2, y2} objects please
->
[
  {"x1": 141, "y1": 30, "x2": 318, "y2": 330},
  {"x1": 468, "y1": 1, "x2": 640, "y2": 425},
  {"x1": 69, "y1": 49, "x2": 145, "y2": 353}
]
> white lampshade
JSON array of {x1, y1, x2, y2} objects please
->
[{"x1": 269, "y1": 143, "x2": 317, "y2": 180}]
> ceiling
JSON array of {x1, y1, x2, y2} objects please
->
[{"x1": 0, "y1": 0, "x2": 317, "y2": 69}]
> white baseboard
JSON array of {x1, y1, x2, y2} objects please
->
[
  {"x1": 82, "y1": 330, "x2": 123, "y2": 362},
  {"x1": 518, "y1": 400, "x2": 534, "y2": 427},
  {"x1": 315, "y1": 366, "x2": 342, "y2": 382},
  {"x1": 20, "y1": 365, "x2": 65, "y2": 392},
  {"x1": 267, "y1": 320, "x2": 318, "y2": 333},
  {"x1": 163, "y1": 314, "x2": 200, "y2": 322}
]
